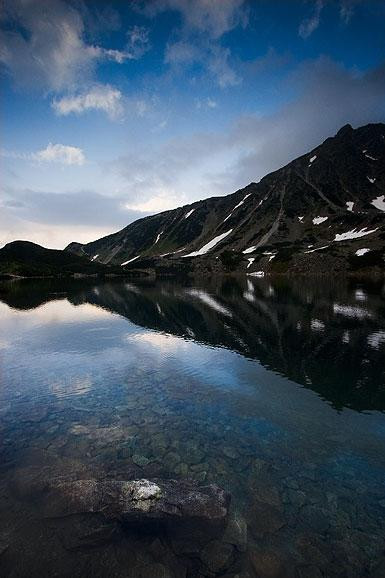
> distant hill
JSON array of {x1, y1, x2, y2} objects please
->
[
  {"x1": 66, "y1": 123, "x2": 385, "y2": 276},
  {"x1": 0, "y1": 241, "x2": 118, "y2": 278}
]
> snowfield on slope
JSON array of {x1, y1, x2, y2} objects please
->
[
  {"x1": 355, "y1": 248, "x2": 370, "y2": 256},
  {"x1": 313, "y1": 216, "x2": 328, "y2": 225},
  {"x1": 224, "y1": 193, "x2": 252, "y2": 222},
  {"x1": 334, "y1": 227, "x2": 378, "y2": 242},
  {"x1": 371, "y1": 195, "x2": 385, "y2": 211},
  {"x1": 121, "y1": 256, "x2": 140, "y2": 266},
  {"x1": 183, "y1": 229, "x2": 233, "y2": 257}
]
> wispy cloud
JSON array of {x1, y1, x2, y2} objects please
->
[
  {"x1": 154, "y1": 0, "x2": 246, "y2": 88},
  {"x1": 165, "y1": 41, "x2": 201, "y2": 66},
  {"x1": 164, "y1": 40, "x2": 241, "y2": 88},
  {"x1": 0, "y1": 1, "x2": 149, "y2": 93},
  {"x1": 299, "y1": 0, "x2": 324, "y2": 39},
  {"x1": 208, "y1": 46, "x2": 241, "y2": 88},
  {"x1": 140, "y1": 0, "x2": 248, "y2": 39},
  {"x1": 34, "y1": 144, "x2": 86, "y2": 166},
  {"x1": 196, "y1": 97, "x2": 218, "y2": 109},
  {"x1": 0, "y1": 185, "x2": 148, "y2": 248},
  {"x1": 339, "y1": 0, "x2": 361, "y2": 24},
  {"x1": 1, "y1": 143, "x2": 86, "y2": 166},
  {"x1": 52, "y1": 85, "x2": 123, "y2": 119},
  {"x1": 126, "y1": 25, "x2": 151, "y2": 59}
]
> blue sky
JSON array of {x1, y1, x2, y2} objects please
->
[{"x1": 1, "y1": 0, "x2": 385, "y2": 248}]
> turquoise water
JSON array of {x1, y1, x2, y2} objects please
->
[{"x1": 0, "y1": 277, "x2": 384, "y2": 576}]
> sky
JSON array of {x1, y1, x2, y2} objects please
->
[{"x1": 1, "y1": 0, "x2": 385, "y2": 249}]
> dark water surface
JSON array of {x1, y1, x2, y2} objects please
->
[{"x1": 0, "y1": 277, "x2": 384, "y2": 577}]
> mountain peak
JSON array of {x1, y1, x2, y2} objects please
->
[
  {"x1": 65, "y1": 122, "x2": 385, "y2": 277},
  {"x1": 336, "y1": 124, "x2": 353, "y2": 138}
]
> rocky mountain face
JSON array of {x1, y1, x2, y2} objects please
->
[{"x1": 67, "y1": 122, "x2": 385, "y2": 276}]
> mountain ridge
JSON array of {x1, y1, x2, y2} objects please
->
[
  {"x1": 0, "y1": 240, "x2": 120, "y2": 278},
  {"x1": 65, "y1": 122, "x2": 385, "y2": 276}
]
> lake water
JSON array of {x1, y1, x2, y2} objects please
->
[{"x1": 0, "y1": 277, "x2": 384, "y2": 577}]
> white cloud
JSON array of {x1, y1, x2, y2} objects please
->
[
  {"x1": 165, "y1": 41, "x2": 240, "y2": 88},
  {"x1": 155, "y1": 0, "x2": 245, "y2": 88},
  {"x1": 196, "y1": 97, "x2": 218, "y2": 109},
  {"x1": 0, "y1": 1, "x2": 149, "y2": 92},
  {"x1": 135, "y1": 100, "x2": 149, "y2": 117},
  {"x1": 165, "y1": 41, "x2": 201, "y2": 65},
  {"x1": 1, "y1": 143, "x2": 86, "y2": 166},
  {"x1": 34, "y1": 144, "x2": 85, "y2": 166},
  {"x1": 339, "y1": 0, "x2": 362, "y2": 24},
  {"x1": 299, "y1": 0, "x2": 324, "y2": 39},
  {"x1": 90, "y1": 26, "x2": 150, "y2": 63},
  {"x1": 125, "y1": 192, "x2": 184, "y2": 213},
  {"x1": 126, "y1": 26, "x2": 151, "y2": 59},
  {"x1": 208, "y1": 46, "x2": 241, "y2": 88},
  {"x1": 52, "y1": 85, "x2": 123, "y2": 119},
  {"x1": 142, "y1": 0, "x2": 248, "y2": 39},
  {"x1": 0, "y1": 0, "x2": 97, "y2": 91},
  {"x1": 0, "y1": 186, "x2": 148, "y2": 248}
]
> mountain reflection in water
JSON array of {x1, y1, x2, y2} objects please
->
[{"x1": 2, "y1": 276, "x2": 384, "y2": 411}]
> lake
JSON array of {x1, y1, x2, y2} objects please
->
[{"x1": 0, "y1": 276, "x2": 384, "y2": 577}]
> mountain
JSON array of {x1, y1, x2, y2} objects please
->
[
  {"x1": 0, "y1": 240, "x2": 119, "y2": 278},
  {"x1": 70, "y1": 122, "x2": 384, "y2": 276}
]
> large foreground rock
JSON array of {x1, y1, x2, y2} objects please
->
[
  {"x1": 5, "y1": 477, "x2": 247, "y2": 576},
  {"x1": 42, "y1": 478, "x2": 230, "y2": 539}
]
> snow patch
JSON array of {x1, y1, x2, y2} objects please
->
[
  {"x1": 247, "y1": 271, "x2": 264, "y2": 277},
  {"x1": 355, "y1": 248, "x2": 370, "y2": 257},
  {"x1": 246, "y1": 257, "x2": 255, "y2": 269},
  {"x1": 257, "y1": 194, "x2": 269, "y2": 208},
  {"x1": 156, "y1": 303, "x2": 163, "y2": 315},
  {"x1": 243, "y1": 291, "x2": 255, "y2": 303},
  {"x1": 91, "y1": 254, "x2": 99, "y2": 261},
  {"x1": 346, "y1": 201, "x2": 354, "y2": 212},
  {"x1": 312, "y1": 216, "x2": 328, "y2": 225},
  {"x1": 309, "y1": 155, "x2": 317, "y2": 163},
  {"x1": 160, "y1": 247, "x2": 186, "y2": 258},
  {"x1": 183, "y1": 229, "x2": 233, "y2": 257},
  {"x1": 367, "y1": 176, "x2": 376, "y2": 184},
  {"x1": 298, "y1": 216, "x2": 304, "y2": 222},
  {"x1": 121, "y1": 256, "x2": 140, "y2": 266},
  {"x1": 304, "y1": 245, "x2": 329, "y2": 253},
  {"x1": 184, "y1": 208, "x2": 195, "y2": 219},
  {"x1": 243, "y1": 245, "x2": 257, "y2": 255},
  {"x1": 371, "y1": 195, "x2": 385, "y2": 211},
  {"x1": 154, "y1": 230, "x2": 163, "y2": 244},
  {"x1": 334, "y1": 227, "x2": 378, "y2": 242},
  {"x1": 364, "y1": 153, "x2": 377, "y2": 161},
  {"x1": 224, "y1": 193, "x2": 251, "y2": 222}
]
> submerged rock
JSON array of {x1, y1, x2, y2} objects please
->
[
  {"x1": 42, "y1": 478, "x2": 230, "y2": 532},
  {"x1": 14, "y1": 477, "x2": 245, "y2": 576}
]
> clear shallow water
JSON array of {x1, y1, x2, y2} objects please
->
[{"x1": 0, "y1": 277, "x2": 384, "y2": 577}]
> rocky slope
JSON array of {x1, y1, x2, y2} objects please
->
[
  {"x1": 0, "y1": 240, "x2": 119, "y2": 278},
  {"x1": 68, "y1": 122, "x2": 384, "y2": 276}
]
